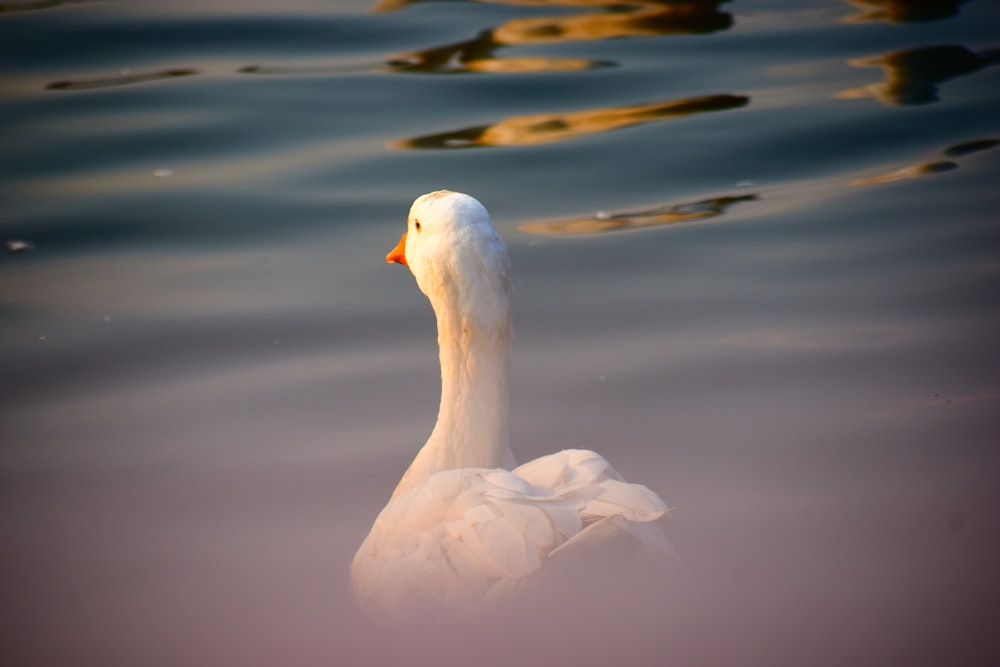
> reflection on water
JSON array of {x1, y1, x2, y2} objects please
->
[
  {"x1": 519, "y1": 193, "x2": 756, "y2": 235},
  {"x1": 848, "y1": 160, "x2": 956, "y2": 186},
  {"x1": 392, "y1": 94, "x2": 748, "y2": 149},
  {"x1": 841, "y1": 0, "x2": 969, "y2": 23},
  {"x1": 237, "y1": 63, "x2": 375, "y2": 76},
  {"x1": 6, "y1": 240, "x2": 34, "y2": 253},
  {"x1": 220, "y1": 0, "x2": 731, "y2": 77},
  {"x1": 942, "y1": 138, "x2": 999, "y2": 157},
  {"x1": 386, "y1": 0, "x2": 731, "y2": 73},
  {"x1": 0, "y1": 0, "x2": 91, "y2": 12},
  {"x1": 386, "y1": 29, "x2": 611, "y2": 74},
  {"x1": 46, "y1": 68, "x2": 198, "y2": 91},
  {"x1": 460, "y1": 56, "x2": 607, "y2": 73},
  {"x1": 389, "y1": 51, "x2": 608, "y2": 75},
  {"x1": 848, "y1": 136, "x2": 996, "y2": 186},
  {"x1": 489, "y1": 0, "x2": 732, "y2": 44},
  {"x1": 838, "y1": 44, "x2": 998, "y2": 105}
]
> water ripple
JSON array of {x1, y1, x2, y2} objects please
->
[
  {"x1": 942, "y1": 138, "x2": 999, "y2": 157},
  {"x1": 383, "y1": 0, "x2": 732, "y2": 73},
  {"x1": 840, "y1": 0, "x2": 969, "y2": 24},
  {"x1": 519, "y1": 193, "x2": 757, "y2": 235},
  {"x1": 838, "y1": 44, "x2": 998, "y2": 106},
  {"x1": 392, "y1": 93, "x2": 749, "y2": 149},
  {"x1": 46, "y1": 67, "x2": 198, "y2": 91},
  {"x1": 0, "y1": 0, "x2": 92, "y2": 13},
  {"x1": 848, "y1": 136, "x2": 997, "y2": 186}
]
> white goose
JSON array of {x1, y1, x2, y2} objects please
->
[{"x1": 351, "y1": 191, "x2": 671, "y2": 617}]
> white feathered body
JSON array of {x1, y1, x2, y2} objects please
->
[
  {"x1": 351, "y1": 449, "x2": 669, "y2": 615},
  {"x1": 352, "y1": 192, "x2": 672, "y2": 617}
]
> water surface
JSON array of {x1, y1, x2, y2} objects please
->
[{"x1": 2, "y1": 1, "x2": 999, "y2": 665}]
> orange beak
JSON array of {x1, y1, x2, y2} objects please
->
[{"x1": 386, "y1": 232, "x2": 407, "y2": 266}]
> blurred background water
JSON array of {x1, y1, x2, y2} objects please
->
[{"x1": 1, "y1": 0, "x2": 999, "y2": 665}]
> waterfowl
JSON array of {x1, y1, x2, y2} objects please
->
[{"x1": 351, "y1": 191, "x2": 671, "y2": 617}]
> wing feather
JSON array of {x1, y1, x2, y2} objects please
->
[
  {"x1": 580, "y1": 479, "x2": 668, "y2": 522},
  {"x1": 352, "y1": 449, "x2": 671, "y2": 616}
]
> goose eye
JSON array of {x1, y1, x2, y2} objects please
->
[{"x1": 414, "y1": 220, "x2": 422, "y2": 232}]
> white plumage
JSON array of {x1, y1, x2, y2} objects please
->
[{"x1": 351, "y1": 191, "x2": 671, "y2": 617}]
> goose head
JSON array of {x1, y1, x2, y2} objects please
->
[{"x1": 387, "y1": 191, "x2": 511, "y2": 328}]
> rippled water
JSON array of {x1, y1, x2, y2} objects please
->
[{"x1": 2, "y1": 1, "x2": 999, "y2": 665}]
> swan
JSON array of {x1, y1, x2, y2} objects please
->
[{"x1": 351, "y1": 191, "x2": 671, "y2": 617}]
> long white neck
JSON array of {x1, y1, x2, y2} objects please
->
[{"x1": 392, "y1": 280, "x2": 515, "y2": 497}]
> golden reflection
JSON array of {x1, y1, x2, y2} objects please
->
[
  {"x1": 837, "y1": 44, "x2": 993, "y2": 105},
  {"x1": 841, "y1": 0, "x2": 968, "y2": 23},
  {"x1": 518, "y1": 193, "x2": 756, "y2": 235},
  {"x1": 392, "y1": 93, "x2": 748, "y2": 149},
  {"x1": 46, "y1": 68, "x2": 197, "y2": 91},
  {"x1": 385, "y1": 1, "x2": 732, "y2": 74},
  {"x1": 491, "y1": 1, "x2": 732, "y2": 44},
  {"x1": 386, "y1": 29, "x2": 612, "y2": 73},
  {"x1": 453, "y1": 56, "x2": 606, "y2": 73},
  {"x1": 848, "y1": 136, "x2": 997, "y2": 186},
  {"x1": 240, "y1": 55, "x2": 607, "y2": 75},
  {"x1": 848, "y1": 161, "x2": 956, "y2": 186}
]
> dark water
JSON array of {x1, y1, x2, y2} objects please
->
[{"x1": 2, "y1": 0, "x2": 999, "y2": 665}]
